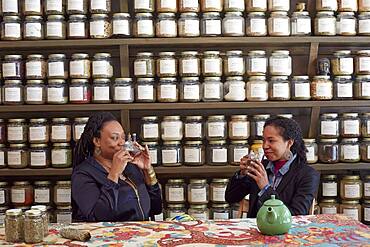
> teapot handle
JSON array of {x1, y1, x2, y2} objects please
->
[{"x1": 267, "y1": 207, "x2": 277, "y2": 224}]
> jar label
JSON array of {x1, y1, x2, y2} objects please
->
[
  {"x1": 154, "y1": 213, "x2": 164, "y2": 221},
  {"x1": 256, "y1": 121, "x2": 265, "y2": 137},
  {"x1": 113, "y1": 20, "x2": 130, "y2": 35},
  {"x1": 341, "y1": 0, "x2": 357, "y2": 8},
  {"x1": 114, "y1": 86, "x2": 132, "y2": 101},
  {"x1": 322, "y1": 0, "x2": 337, "y2": 8},
  {"x1": 344, "y1": 184, "x2": 360, "y2": 198},
  {"x1": 159, "y1": 20, "x2": 177, "y2": 36},
  {"x1": 185, "y1": 123, "x2": 202, "y2": 138},
  {"x1": 67, "y1": 0, "x2": 84, "y2": 10},
  {"x1": 143, "y1": 123, "x2": 159, "y2": 139},
  {"x1": 252, "y1": 0, "x2": 266, "y2": 8},
  {"x1": 339, "y1": 19, "x2": 356, "y2": 33},
  {"x1": 48, "y1": 88, "x2": 65, "y2": 102},
  {"x1": 7, "y1": 151, "x2": 22, "y2": 165},
  {"x1": 183, "y1": 0, "x2": 198, "y2": 8},
  {"x1": 30, "y1": 152, "x2": 47, "y2": 166},
  {"x1": 250, "y1": 19, "x2": 266, "y2": 34},
  {"x1": 69, "y1": 86, "x2": 84, "y2": 101},
  {"x1": 343, "y1": 120, "x2": 360, "y2": 135},
  {"x1": 149, "y1": 149, "x2": 157, "y2": 164},
  {"x1": 2, "y1": 0, "x2": 18, "y2": 12},
  {"x1": 205, "y1": 0, "x2": 221, "y2": 8},
  {"x1": 4, "y1": 88, "x2": 21, "y2": 102},
  {"x1": 5, "y1": 23, "x2": 21, "y2": 38},
  {"x1": 0, "y1": 190, "x2": 4, "y2": 204},
  {"x1": 365, "y1": 208, "x2": 370, "y2": 221},
  {"x1": 26, "y1": 61, "x2": 43, "y2": 77},
  {"x1": 25, "y1": 0, "x2": 41, "y2": 12},
  {"x1": 93, "y1": 61, "x2": 110, "y2": 76},
  {"x1": 94, "y1": 86, "x2": 110, "y2": 101},
  {"x1": 339, "y1": 58, "x2": 353, "y2": 74},
  {"x1": 190, "y1": 188, "x2": 206, "y2": 203},
  {"x1": 135, "y1": 0, "x2": 150, "y2": 9},
  {"x1": 184, "y1": 148, "x2": 201, "y2": 163},
  {"x1": 183, "y1": 85, "x2": 200, "y2": 100},
  {"x1": 11, "y1": 189, "x2": 25, "y2": 203},
  {"x1": 57, "y1": 188, "x2": 71, "y2": 203},
  {"x1": 7, "y1": 126, "x2": 23, "y2": 141},
  {"x1": 74, "y1": 124, "x2": 86, "y2": 141},
  {"x1": 318, "y1": 18, "x2": 335, "y2": 33},
  {"x1": 205, "y1": 19, "x2": 221, "y2": 35},
  {"x1": 228, "y1": 0, "x2": 244, "y2": 8},
  {"x1": 294, "y1": 83, "x2": 310, "y2": 98},
  {"x1": 137, "y1": 85, "x2": 154, "y2": 100},
  {"x1": 138, "y1": 20, "x2": 154, "y2": 35},
  {"x1": 322, "y1": 182, "x2": 337, "y2": 196},
  {"x1": 184, "y1": 19, "x2": 200, "y2": 35},
  {"x1": 69, "y1": 22, "x2": 85, "y2": 37},
  {"x1": 52, "y1": 149, "x2": 67, "y2": 164},
  {"x1": 272, "y1": 83, "x2": 289, "y2": 98},
  {"x1": 52, "y1": 126, "x2": 68, "y2": 140},
  {"x1": 272, "y1": 18, "x2": 289, "y2": 33},
  {"x1": 134, "y1": 61, "x2": 148, "y2": 76},
  {"x1": 57, "y1": 213, "x2": 72, "y2": 224},
  {"x1": 368, "y1": 146, "x2": 370, "y2": 160},
  {"x1": 204, "y1": 58, "x2": 221, "y2": 74},
  {"x1": 29, "y1": 126, "x2": 47, "y2": 141},
  {"x1": 0, "y1": 151, "x2": 4, "y2": 166},
  {"x1": 364, "y1": 182, "x2": 370, "y2": 197},
  {"x1": 337, "y1": 83, "x2": 353, "y2": 98},
  {"x1": 359, "y1": 57, "x2": 370, "y2": 72},
  {"x1": 25, "y1": 23, "x2": 42, "y2": 37},
  {"x1": 234, "y1": 148, "x2": 249, "y2": 163},
  {"x1": 250, "y1": 83, "x2": 268, "y2": 98},
  {"x1": 26, "y1": 87, "x2": 44, "y2": 102},
  {"x1": 321, "y1": 120, "x2": 338, "y2": 136},
  {"x1": 321, "y1": 206, "x2": 337, "y2": 214},
  {"x1": 48, "y1": 61, "x2": 65, "y2": 77},
  {"x1": 70, "y1": 60, "x2": 86, "y2": 76},
  {"x1": 204, "y1": 83, "x2": 221, "y2": 99},
  {"x1": 225, "y1": 83, "x2": 245, "y2": 101},
  {"x1": 208, "y1": 122, "x2": 225, "y2": 137},
  {"x1": 295, "y1": 19, "x2": 311, "y2": 34},
  {"x1": 162, "y1": 122, "x2": 182, "y2": 139},
  {"x1": 342, "y1": 208, "x2": 359, "y2": 220},
  {"x1": 182, "y1": 59, "x2": 199, "y2": 74},
  {"x1": 160, "y1": 84, "x2": 177, "y2": 99},
  {"x1": 212, "y1": 148, "x2": 227, "y2": 163},
  {"x1": 47, "y1": 0, "x2": 63, "y2": 11},
  {"x1": 363, "y1": 0, "x2": 370, "y2": 7},
  {"x1": 231, "y1": 122, "x2": 249, "y2": 137},
  {"x1": 227, "y1": 57, "x2": 244, "y2": 73},
  {"x1": 224, "y1": 19, "x2": 243, "y2": 34},
  {"x1": 250, "y1": 58, "x2": 267, "y2": 73},
  {"x1": 91, "y1": 0, "x2": 107, "y2": 9},
  {"x1": 3, "y1": 63, "x2": 17, "y2": 77},
  {"x1": 316, "y1": 83, "x2": 332, "y2": 97},
  {"x1": 342, "y1": 145, "x2": 359, "y2": 160},
  {"x1": 362, "y1": 82, "x2": 370, "y2": 96},
  {"x1": 47, "y1": 22, "x2": 63, "y2": 37},
  {"x1": 213, "y1": 212, "x2": 229, "y2": 220},
  {"x1": 359, "y1": 20, "x2": 370, "y2": 33},
  {"x1": 306, "y1": 146, "x2": 316, "y2": 162},
  {"x1": 168, "y1": 188, "x2": 184, "y2": 202},
  {"x1": 212, "y1": 187, "x2": 226, "y2": 202},
  {"x1": 90, "y1": 21, "x2": 105, "y2": 36},
  {"x1": 271, "y1": 58, "x2": 291, "y2": 74},
  {"x1": 159, "y1": 0, "x2": 176, "y2": 8},
  {"x1": 34, "y1": 189, "x2": 50, "y2": 203},
  {"x1": 190, "y1": 212, "x2": 208, "y2": 221},
  {"x1": 162, "y1": 149, "x2": 178, "y2": 164}
]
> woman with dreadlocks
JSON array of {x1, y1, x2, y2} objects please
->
[
  {"x1": 225, "y1": 116, "x2": 319, "y2": 217},
  {"x1": 71, "y1": 112, "x2": 162, "y2": 222}
]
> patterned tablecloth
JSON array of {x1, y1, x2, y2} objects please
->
[{"x1": 0, "y1": 214, "x2": 369, "y2": 246}]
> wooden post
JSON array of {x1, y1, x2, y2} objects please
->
[
  {"x1": 120, "y1": 44, "x2": 130, "y2": 77},
  {"x1": 308, "y1": 42, "x2": 319, "y2": 77},
  {"x1": 308, "y1": 106, "x2": 321, "y2": 138}
]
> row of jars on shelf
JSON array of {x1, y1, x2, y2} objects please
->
[
  {"x1": 319, "y1": 198, "x2": 369, "y2": 223},
  {"x1": 320, "y1": 175, "x2": 369, "y2": 200}
]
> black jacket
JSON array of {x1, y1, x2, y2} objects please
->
[{"x1": 225, "y1": 158, "x2": 320, "y2": 218}]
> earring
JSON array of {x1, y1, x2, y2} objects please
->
[
  {"x1": 94, "y1": 147, "x2": 101, "y2": 156},
  {"x1": 284, "y1": 150, "x2": 293, "y2": 160}
]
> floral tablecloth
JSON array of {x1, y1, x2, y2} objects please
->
[{"x1": 0, "y1": 214, "x2": 369, "y2": 246}]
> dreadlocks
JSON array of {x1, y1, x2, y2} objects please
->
[
  {"x1": 73, "y1": 112, "x2": 117, "y2": 167},
  {"x1": 264, "y1": 116, "x2": 307, "y2": 164}
]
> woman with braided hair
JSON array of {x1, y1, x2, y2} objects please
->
[
  {"x1": 71, "y1": 112, "x2": 162, "y2": 222},
  {"x1": 225, "y1": 116, "x2": 320, "y2": 217}
]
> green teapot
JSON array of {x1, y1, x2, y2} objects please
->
[{"x1": 256, "y1": 195, "x2": 292, "y2": 235}]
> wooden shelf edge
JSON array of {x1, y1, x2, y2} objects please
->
[
  {"x1": 0, "y1": 168, "x2": 72, "y2": 176},
  {"x1": 310, "y1": 163, "x2": 370, "y2": 171}
]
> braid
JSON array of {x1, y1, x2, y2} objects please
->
[
  {"x1": 264, "y1": 116, "x2": 307, "y2": 164},
  {"x1": 73, "y1": 112, "x2": 117, "y2": 167}
]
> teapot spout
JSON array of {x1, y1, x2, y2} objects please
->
[{"x1": 266, "y1": 207, "x2": 277, "y2": 224}]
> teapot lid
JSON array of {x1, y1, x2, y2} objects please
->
[{"x1": 264, "y1": 195, "x2": 283, "y2": 206}]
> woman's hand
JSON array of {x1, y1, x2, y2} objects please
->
[
  {"x1": 240, "y1": 156, "x2": 269, "y2": 190},
  {"x1": 108, "y1": 149, "x2": 133, "y2": 183},
  {"x1": 131, "y1": 143, "x2": 152, "y2": 171}
]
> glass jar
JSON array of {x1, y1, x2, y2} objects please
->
[
  {"x1": 212, "y1": 203, "x2": 230, "y2": 220},
  {"x1": 320, "y1": 113, "x2": 339, "y2": 138},
  {"x1": 340, "y1": 138, "x2": 360, "y2": 162},
  {"x1": 246, "y1": 12, "x2": 267, "y2": 36},
  {"x1": 1, "y1": 16, "x2": 21, "y2": 41},
  {"x1": 30, "y1": 205, "x2": 48, "y2": 237},
  {"x1": 45, "y1": 0, "x2": 65, "y2": 15},
  {"x1": 47, "y1": 79, "x2": 68, "y2": 104},
  {"x1": 178, "y1": 13, "x2": 200, "y2": 37},
  {"x1": 69, "y1": 53, "x2": 90, "y2": 79},
  {"x1": 166, "y1": 204, "x2": 186, "y2": 219},
  {"x1": 158, "y1": 78, "x2": 178, "y2": 102},
  {"x1": 304, "y1": 139, "x2": 318, "y2": 164},
  {"x1": 291, "y1": 76, "x2": 311, "y2": 100},
  {"x1": 364, "y1": 200, "x2": 370, "y2": 224},
  {"x1": 55, "y1": 205, "x2": 72, "y2": 223},
  {"x1": 184, "y1": 141, "x2": 205, "y2": 166},
  {"x1": 355, "y1": 75, "x2": 370, "y2": 99},
  {"x1": 202, "y1": 51, "x2": 222, "y2": 77},
  {"x1": 161, "y1": 141, "x2": 182, "y2": 166},
  {"x1": 51, "y1": 143, "x2": 72, "y2": 168},
  {"x1": 90, "y1": 14, "x2": 112, "y2": 39},
  {"x1": 188, "y1": 204, "x2": 209, "y2": 220},
  {"x1": 161, "y1": 116, "x2": 183, "y2": 141},
  {"x1": 180, "y1": 77, "x2": 202, "y2": 102},
  {"x1": 224, "y1": 76, "x2": 245, "y2": 101},
  {"x1": 250, "y1": 114, "x2": 269, "y2": 139},
  {"x1": 67, "y1": 0, "x2": 87, "y2": 14},
  {"x1": 33, "y1": 181, "x2": 52, "y2": 205},
  {"x1": 224, "y1": 0, "x2": 244, "y2": 11},
  {"x1": 25, "y1": 80, "x2": 46, "y2": 105},
  {"x1": 207, "y1": 140, "x2": 228, "y2": 165},
  {"x1": 332, "y1": 50, "x2": 353, "y2": 76},
  {"x1": 338, "y1": 0, "x2": 358, "y2": 11},
  {"x1": 143, "y1": 141, "x2": 160, "y2": 166},
  {"x1": 364, "y1": 175, "x2": 370, "y2": 199},
  {"x1": 269, "y1": 76, "x2": 290, "y2": 101},
  {"x1": 202, "y1": 77, "x2": 223, "y2": 101},
  {"x1": 156, "y1": 13, "x2": 177, "y2": 37},
  {"x1": 0, "y1": 121, "x2": 5, "y2": 145},
  {"x1": 141, "y1": 116, "x2": 160, "y2": 141},
  {"x1": 68, "y1": 14, "x2": 88, "y2": 39},
  {"x1": 73, "y1": 117, "x2": 88, "y2": 142},
  {"x1": 69, "y1": 79, "x2": 91, "y2": 103},
  {"x1": 340, "y1": 175, "x2": 362, "y2": 200},
  {"x1": 3, "y1": 80, "x2": 24, "y2": 105},
  {"x1": 188, "y1": 179, "x2": 208, "y2": 204},
  {"x1": 92, "y1": 53, "x2": 113, "y2": 79},
  {"x1": 11, "y1": 181, "x2": 33, "y2": 206},
  {"x1": 269, "y1": 50, "x2": 292, "y2": 76},
  {"x1": 54, "y1": 181, "x2": 71, "y2": 206},
  {"x1": 291, "y1": 11, "x2": 311, "y2": 36},
  {"x1": 336, "y1": 12, "x2": 357, "y2": 36},
  {"x1": 156, "y1": 0, "x2": 177, "y2": 12},
  {"x1": 224, "y1": 50, "x2": 244, "y2": 76},
  {"x1": 315, "y1": 11, "x2": 336, "y2": 36},
  {"x1": 46, "y1": 15, "x2": 66, "y2": 39},
  {"x1": 135, "y1": 78, "x2": 156, "y2": 102},
  {"x1": 134, "y1": 13, "x2": 155, "y2": 38},
  {"x1": 318, "y1": 138, "x2": 339, "y2": 163},
  {"x1": 246, "y1": 0, "x2": 266, "y2": 11},
  {"x1": 362, "y1": 113, "x2": 370, "y2": 138},
  {"x1": 26, "y1": 55, "x2": 46, "y2": 80},
  {"x1": 340, "y1": 200, "x2": 362, "y2": 221},
  {"x1": 179, "y1": 0, "x2": 200, "y2": 12},
  {"x1": 92, "y1": 79, "x2": 111, "y2": 103},
  {"x1": 24, "y1": 210, "x2": 44, "y2": 244},
  {"x1": 356, "y1": 50, "x2": 370, "y2": 75},
  {"x1": 113, "y1": 78, "x2": 134, "y2": 103},
  {"x1": 246, "y1": 50, "x2": 267, "y2": 76},
  {"x1": 5, "y1": 209, "x2": 23, "y2": 243},
  {"x1": 361, "y1": 138, "x2": 370, "y2": 162},
  {"x1": 47, "y1": 54, "x2": 67, "y2": 79},
  {"x1": 134, "y1": 0, "x2": 154, "y2": 12},
  {"x1": 24, "y1": 16, "x2": 44, "y2": 40},
  {"x1": 90, "y1": 0, "x2": 111, "y2": 13},
  {"x1": 229, "y1": 115, "x2": 249, "y2": 140},
  {"x1": 201, "y1": 0, "x2": 223, "y2": 12},
  {"x1": 165, "y1": 179, "x2": 186, "y2": 203},
  {"x1": 2, "y1": 0, "x2": 19, "y2": 14},
  {"x1": 333, "y1": 76, "x2": 353, "y2": 100},
  {"x1": 180, "y1": 51, "x2": 200, "y2": 77},
  {"x1": 321, "y1": 175, "x2": 338, "y2": 198},
  {"x1": 3, "y1": 55, "x2": 23, "y2": 80},
  {"x1": 210, "y1": 178, "x2": 228, "y2": 203},
  {"x1": 222, "y1": 12, "x2": 245, "y2": 37},
  {"x1": 229, "y1": 140, "x2": 249, "y2": 165},
  {"x1": 29, "y1": 118, "x2": 49, "y2": 144},
  {"x1": 311, "y1": 76, "x2": 333, "y2": 100},
  {"x1": 358, "y1": 12, "x2": 370, "y2": 35},
  {"x1": 7, "y1": 144, "x2": 28, "y2": 169},
  {"x1": 51, "y1": 118, "x2": 71, "y2": 143},
  {"x1": 0, "y1": 182, "x2": 10, "y2": 206},
  {"x1": 113, "y1": 13, "x2": 131, "y2": 38},
  {"x1": 7, "y1": 119, "x2": 27, "y2": 144},
  {"x1": 246, "y1": 76, "x2": 268, "y2": 101},
  {"x1": 206, "y1": 115, "x2": 226, "y2": 140},
  {"x1": 340, "y1": 113, "x2": 360, "y2": 138},
  {"x1": 134, "y1": 52, "x2": 155, "y2": 78},
  {"x1": 184, "y1": 116, "x2": 204, "y2": 140},
  {"x1": 268, "y1": 0, "x2": 289, "y2": 11},
  {"x1": 201, "y1": 12, "x2": 222, "y2": 37},
  {"x1": 319, "y1": 199, "x2": 339, "y2": 214},
  {"x1": 316, "y1": 0, "x2": 337, "y2": 11},
  {"x1": 157, "y1": 52, "x2": 177, "y2": 77},
  {"x1": 268, "y1": 11, "x2": 290, "y2": 36}
]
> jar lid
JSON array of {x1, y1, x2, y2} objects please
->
[
  {"x1": 319, "y1": 138, "x2": 338, "y2": 143},
  {"x1": 135, "y1": 13, "x2": 153, "y2": 17},
  {"x1": 334, "y1": 76, "x2": 352, "y2": 80},
  {"x1": 230, "y1": 115, "x2": 248, "y2": 120},
  {"x1": 341, "y1": 200, "x2": 360, "y2": 204},
  {"x1": 163, "y1": 141, "x2": 181, "y2": 145},
  {"x1": 320, "y1": 199, "x2": 338, "y2": 204},
  {"x1": 52, "y1": 117, "x2": 69, "y2": 122},
  {"x1": 71, "y1": 53, "x2": 89, "y2": 59},
  {"x1": 292, "y1": 11, "x2": 309, "y2": 16},
  {"x1": 93, "y1": 78, "x2": 111, "y2": 83},
  {"x1": 48, "y1": 79, "x2": 66, "y2": 84},
  {"x1": 31, "y1": 205, "x2": 47, "y2": 212},
  {"x1": 248, "y1": 12, "x2": 265, "y2": 16},
  {"x1": 292, "y1": 75, "x2": 309, "y2": 80},
  {"x1": 204, "y1": 77, "x2": 221, "y2": 82},
  {"x1": 189, "y1": 204, "x2": 208, "y2": 209},
  {"x1": 91, "y1": 13, "x2": 109, "y2": 18},
  {"x1": 94, "y1": 53, "x2": 111, "y2": 59},
  {"x1": 30, "y1": 118, "x2": 48, "y2": 123},
  {"x1": 226, "y1": 76, "x2": 244, "y2": 81},
  {"x1": 25, "y1": 209, "x2": 42, "y2": 217},
  {"x1": 203, "y1": 51, "x2": 220, "y2": 56},
  {"x1": 248, "y1": 50, "x2": 266, "y2": 56},
  {"x1": 27, "y1": 54, "x2": 44, "y2": 59},
  {"x1": 113, "y1": 13, "x2": 130, "y2": 18},
  {"x1": 158, "y1": 52, "x2": 176, "y2": 56},
  {"x1": 137, "y1": 78, "x2": 155, "y2": 83},
  {"x1": 136, "y1": 52, "x2": 153, "y2": 57},
  {"x1": 203, "y1": 12, "x2": 221, "y2": 17},
  {"x1": 334, "y1": 50, "x2": 351, "y2": 56},
  {"x1": 272, "y1": 50, "x2": 290, "y2": 55},
  {"x1": 303, "y1": 138, "x2": 316, "y2": 144},
  {"x1": 57, "y1": 205, "x2": 72, "y2": 210},
  {"x1": 185, "y1": 141, "x2": 203, "y2": 145},
  {"x1": 167, "y1": 203, "x2": 185, "y2": 208},
  {"x1": 317, "y1": 11, "x2": 335, "y2": 16},
  {"x1": 142, "y1": 116, "x2": 158, "y2": 121},
  {"x1": 4, "y1": 54, "x2": 22, "y2": 60},
  {"x1": 321, "y1": 113, "x2": 338, "y2": 118},
  {"x1": 163, "y1": 116, "x2": 181, "y2": 121},
  {"x1": 314, "y1": 75, "x2": 330, "y2": 80},
  {"x1": 5, "y1": 80, "x2": 22, "y2": 85},
  {"x1": 3, "y1": 15, "x2": 21, "y2": 21},
  {"x1": 53, "y1": 143, "x2": 71, "y2": 147},
  {"x1": 30, "y1": 144, "x2": 48, "y2": 148},
  {"x1": 115, "y1": 78, "x2": 132, "y2": 83},
  {"x1": 337, "y1": 12, "x2": 355, "y2": 16},
  {"x1": 211, "y1": 178, "x2": 229, "y2": 183},
  {"x1": 8, "y1": 118, "x2": 26, "y2": 123},
  {"x1": 226, "y1": 50, "x2": 243, "y2": 56},
  {"x1": 141, "y1": 141, "x2": 158, "y2": 146},
  {"x1": 277, "y1": 114, "x2": 293, "y2": 119},
  {"x1": 180, "y1": 13, "x2": 198, "y2": 17},
  {"x1": 357, "y1": 50, "x2": 370, "y2": 56},
  {"x1": 25, "y1": 15, "x2": 43, "y2": 21},
  {"x1": 167, "y1": 178, "x2": 185, "y2": 183},
  {"x1": 158, "y1": 12, "x2": 176, "y2": 18},
  {"x1": 209, "y1": 140, "x2": 226, "y2": 145},
  {"x1": 364, "y1": 200, "x2": 370, "y2": 204},
  {"x1": 342, "y1": 175, "x2": 360, "y2": 180},
  {"x1": 182, "y1": 77, "x2": 199, "y2": 82},
  {"x1": 363, "y1": 138, "x2": 370, "y2": 142},
  {"x1": 253, "y1": 114, "x2": 270, "y2": 119},
  {"x1": 71, "y1": 79, "x2": 89, "y2": 84},
  {"x1": 208, "y1": 115, "x2": 225, "y2": 120},
  {"x1": 69, "y1": 14, "x2": 87, "y2": 20},
  {"x1": 224, "y1": 11, "x2": 243, "y2": 17},
  {"x1": 26, "y1": 80, "x2": 44, "y2": 85},
  {"x1": 6, "y1": 209, "x2": 23, "y2": 216},
  {"x1": 230, "y1": 140, "x2": 248, "y2": 144},
  {"x1": 185, "y1": 116, "x2": 203, "y2": 121},
  {"x1": 189, "y1": 178, "x2": 207, "y2": 184},
  {"x1": 271, "y1": 76, "x2": 289, "y2": 81},
  {"x1": 74, "y1": 117, "x2": 89, "y2": 122},
  {"x1": 270, "y1": 11, "x2": 288, "y2": 16},
  {"x1": 48, "y1": 54, "x2": 66, "y2": 59},
  {"x1": 159, "y1": 77, "x2": 177, "y2": 83},
  {"x1": 9, "y1": 144, "x2": 27, "y2": 148},
  {"x1": 48, "y1": 15, "x2": 65, "y2": 20},
  {"x1": 356, "y1": 75, "x2": 370, "y2": 80},
  {"x1": 14, "y1": 206, "x2": 31, "y2": 211},
  {"x1": 322, "y1": 174, "x2": 337, "y2": 179},
  {"x1": 56, "y1": 181, "x2": 71, "y2": 185},
  {"x1": 252, "y1": 140, "x2": 263, "y2": 144},
  {"x1": 34, "y1": 181, "x2": 51, "y2": 186},
  {"x1": 249, "y1": 76, "x2": 266, "y2": 80},
  {"x1": 0, "y1": 181, "x2": 8, "y2": 186},
  {"x1": 211, "y1": 203, "x2": 230, "y2": 208},
  {"x1": 13, "y1": 181, "x2": 30, "y2": 185},
  {"x1": 341, "y1": 112, "x2": 358, "y2": 117}
]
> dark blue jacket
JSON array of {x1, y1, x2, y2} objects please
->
[{"x1": 72, "y1": 157, "x2": 162, "y2": 222}]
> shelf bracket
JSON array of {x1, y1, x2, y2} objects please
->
[
  {"x1": 308, "y1": 42, "x2": 319, "y2": 77},
  {"x1": 120, "y1": 44, "x2": 130, "y2": 77},
  {"x1": 308, "y1": 106, "x2": 321, "y2": 138}
]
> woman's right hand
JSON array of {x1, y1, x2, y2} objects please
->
[
  {"x1": 240, "y1": 155, "x2": 252, "y2": 176},
  {"x1": 107, "y1": 150, "x2": 133, "y2": 183}
]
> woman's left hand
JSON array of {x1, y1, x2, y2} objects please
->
[
  {"x1": 246, "y1": 159, "x2": 269, "y2": 190},
  {"x1": 131, "y1": 143, "x2": 152, "y2": 171}
]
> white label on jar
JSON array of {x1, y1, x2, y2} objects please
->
[
  {"x1": 185, "y1": 123, "x2": 202, "y2": 138},
  {"x1": 159, "y1": 20, "x2": 177, "y2": 36},
  {"x1": 295, "y1": 19, "x2": 311, "y2": 34},
  {"x1": 57, "y1": 188, "x2": 71, "y2": 203},
  {"x1": 184, "y1": 85, "x2": 200, "y2": 100},
  {"x1": 94, "y1": 86, "x2": 110, "y2": 101},
  {"x1": 47, "y1": 22, "x2": 63, "y2": 37},
  {"x1": 160, "y1": 0, "x2": 176, "y2": 8},
  {"x1": 272, "y1": 0, "x2": 287, "y2": 8},
  {"x1": 250, "y1": 19, "x2": 266, "y2": 34},
  {"x1": 25, "y1": 0, "x2": 41, "y2": 12},
  {"x1": 114, "y1": 86, "x2": 132, "y2": 101},
  {"x1": 137, "y1": 20, "x2": 154, "y2": 35},
  {"x1": 306, "y1": 146, "x2": 316, "y2": 162},
  {"x1": 70, "y1": 60, "x2": 85, "y2": 76},
  {"x1": 273, "y1": 18, "x2": 289, "y2": 33},
  {"x1": 0, "y1": 151, "x2": 4, "y2": 166},
  {"x1": 339, "y1": 19, "x2": 356, "y2": 34},
  {"x1": 113, "y1": 20, "x2": 129, "y2": 35},
  {"x1": 134, "y1": 61, "x2": 147, "y2": 76},
  {"x1": 48, "y1": 88, "x2": 64, "y2": 102},
  {"x1": 256, "y1": 121, "x2": 265, "y2": 136},
  {"x1": 183, "y1": 0, "x2": 198, "y2": 8},
  {"x1": 190, "y1": 212, "x2": 208, "y2": 221},
  {"x1": 228, "y1": 0, "x2": 244, "y2": 8},
  {"x1": 316, "y1": 83, "x2": 332, "y2": 97},
  {"x1": 91, "y1": 0, "x2": 107, "y2": 9},
  {"x1": 5, "y1": 23, "x2": 21, "y2": 38},
  {"x1": 252, "y1": 0, "x2": 266, "y2": 8},
  {"x1": 2, "y1": 0, "x2": 18, "y2": 12},
  {"x1": 359, "y1": 57, "x2": 370, "y2": 72},
  {"x1": 343, "y1": 120, "x2": 360, "y2": 135},
  {"x1": 160, "y1": 85, "x2": 177, "y2": 99},
  {"x1": 8, "y1": 127, "x2": 23, "y2": 141},
  {"x1": 68, "y1": 0, "x2": 83, "y2": 10},
  {"x1": 162, "y1": 149, "x2": 178, "y2": 164},
  {"x1": 343, "y1": 208, "x2": 359, "y2": 220},
  {"x1": 4, "y1": 88, "x2": 21, "y2": 102},
  {"x1": 365, "y1": 182, "x2": 370, "y2": 197},
  {"x1": 250, "y1": 58, "x2": 267, "y2": 73},
  {"x1": 363, "y1": 0, "x2": 370, "y2": 7},
  {"x1": 225, "y1": 83, "x2": 245, "y2": 101},
  {"x1": 184, "y1": 148, "x2": 201, "y2": 163},
  {"x1": 149, "y1": 149, "x2": 157, "y2": 164},
  {"x1": 362, "y1": 82, "x2": 370, "y2": 96},
  {"x1": 205, "y1": 0, "x2": 220, "y2": 8},
  {"x1": 272, "y1": 83, "x2": 289, "y2": 98},
  {"x1": 30, "y1": 152, "x2": 46, "y2": 166},
  {"x1": 231, "y1": 122, "x2": 249, "y2": 137},
  {"x1": 318, "y1": 18, "x2": 335, "y2": 33},
  {"x1": 57, "y1": 213, "x2": 72, "y2": 224},
  {"x1": 204, "y1": 83, "x2": 221, "y2": 99},
  {"x1": 154, "y1": 213, "x2": 164, "y2": 221},
  {"x1": 344, "y1": 184, "x2": 360, "y2": 198},
  {"x1": 135, "y1": 0, "x2": 150, "y2": 9},
  {"x1": 224, "y1": 19, "x2": 243, "y2": 34},
  {"x1": 359, "y1": 20, "x2": 370, "y2": 33},
  {"x1": 52, "y1": 150, "x2": 67, "y2": 164},
  {"x1": 138, "y1": 85, "x2": 154, "y2": 100},
  {"x1": 90, "y1": 21, "x2": 105, "y2": 36},
  {"x1": 69, "y1": 22, "x2": 85, "y2": 37},
  {"x1": 212, "y1": 148, "x2": 227, "y2": 163},
  {"x1": 294, "y1": 83, "x2": 310, "y2": 98},
  {"x1": 48, "y1": 62, "x2": 65, "y2": 77},
  {"x1": 208, "y1": 122, "x2": 224, "y2": 137},
  {"x1": 321, "y1": 206, "x2": 337, "y2": 214},
  {"x1": 168, "y1": 188, "x2": 184, "y2": 202},
  {"x1": 322, "y1": 182, "x2": 337, "y2": 197},
  {"x1": 341, "y1": 0, "x2": 356, "y2": 8},
  {"x1": 159, "y1": 59, "x2": 176, "y2": 74},
  {"x1": 184, "y1": 19, "x2": 199, "y2": 35},
  {"x1": 11, "y1": 189, "x2": 25, "y2": 203},
  {"x1": 227, "y1": 57, "x2": 244, "y2": 73},
  {"x1": 69, "y1": 86, "x2": 84, "y2": 101},
  {"x1": 182, "y1": 59, "x2": 199, "y2": 74},
  {"x1": 234, "y1": 148, "x2": 248, "y2": 163},
  {"x1": 29, "y1": 126, "x2": 46, "y2": 141},
  {"x1": 3, "y1": 63, "x2": 17, "y2": 77},
  {"x1": 52, "y1": 126, "x2": 67, "y2": 140},
  {"x1": 163, "y1": 122, "x2": 182, "y2": 139},
  {"x1": 212, "y1": 187, "x2": 226, "y2": 202},
  {"x1": 93, "y1": 61, "x2": 109, "y2": 76},
  {"x1": 337, "y1": 83, "x2": 353, "y2": 98},
  {"x1": 190, "y1": 188, "x2": 206, "y2": 203},
  {"x1": 74, "y1": 124, "x2": 85, "y2": 141},
  {"x1": 26, "y1": 87, "x2": 43, "y2": 102},
  {"x1": 340, "y1": 58, "x2": 353, "y2": 73},
  {"x1": 365, "y1": 208, "x2": 370, "y2": 221},
  {"x1": 204, "y1": 58, "x2": 221, "y2": 74},
  {"x1": 47, "y1": 0, "x2": 63, "y2": 11},
  {"x1": 343, "y1": 145, "x2": 359, "y2": 160},
  {"x1": 321, "y1": 121, "x2": 338, "y2": 136},
  {"x1": 213, "y1": 212, "x2": 229, "y2": 220},
  {"x1": 322, "y1": 0, "x2": 337, "y2": 8},
  {"x1": 26, "y1": 61, "x2": 42, "y2": 77},
  {"x1": 271, "y1": 58, "x2": 290, "y2": 74},
  {"x1": 25, "y1": 23, "x2": 42, "y2": 37},
  {"x1": 205, "y1": 19, "x2": 221, "y2": 35},
  {"x1": 0, "y1": 191, "x2": 4, "y2": 204},
  {"x1": 34, "y1": 189, "x2": 50, "y2": 203},
  {"x1": 250, "y1": 83, "x2": 267, "y2": 98},
  {"x1": 143, "y1": 124, "x2": 158, "y2": 139},
  {"x1": 8, "y1": 151, "x2": 21, "y2": 166}
]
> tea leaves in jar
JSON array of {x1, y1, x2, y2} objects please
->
[
  {"x1": 24, "y1": 210, "x2": 44, "y2": 244},
  {"x1": 5, "y1": 209, "x2": 24, "y2": 243}
]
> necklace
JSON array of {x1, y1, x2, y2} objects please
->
[{"x1": 119, "y1": 174, "x2": 127, "y2": 181}]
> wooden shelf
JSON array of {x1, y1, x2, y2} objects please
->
[
  {"x1": 0, "y1": 168, "x2": 72, "y2": 177},
  {"x1": 310, "y1": 163, "x2": 370, "y2": 171}
]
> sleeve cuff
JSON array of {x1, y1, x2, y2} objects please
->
[{"x1": 258, "y1": 184, "x2": 271, "y2": 197}]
